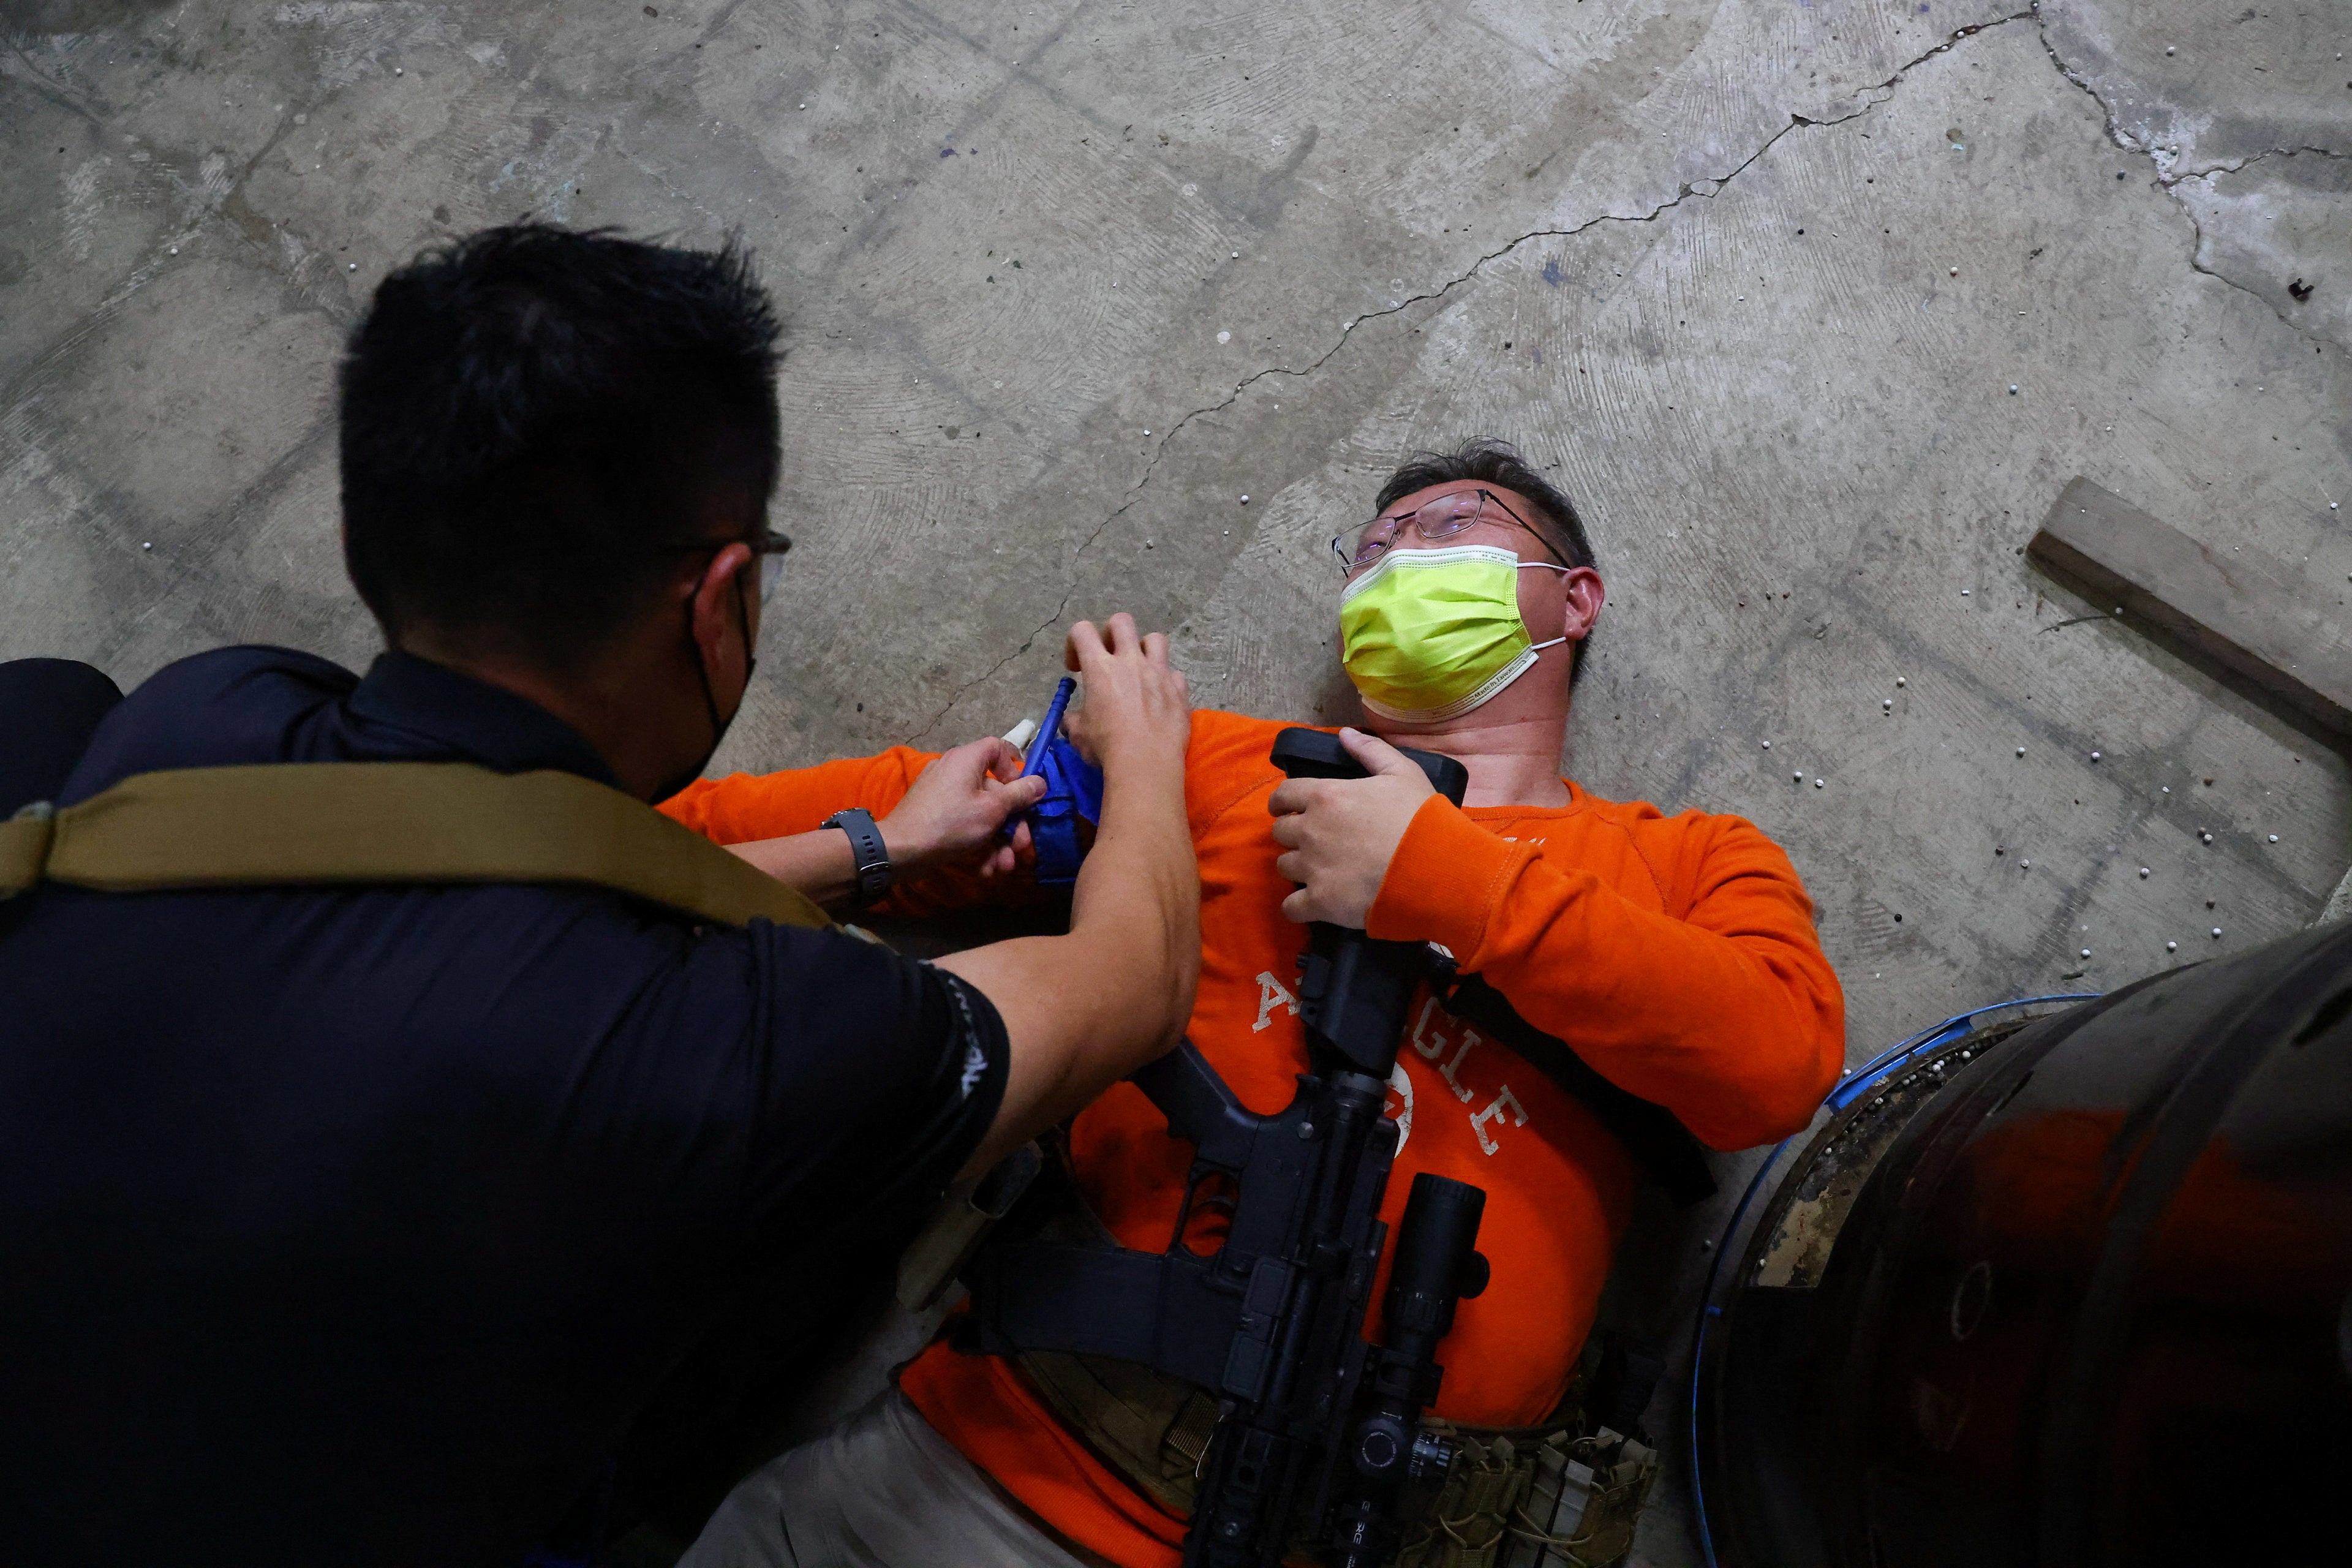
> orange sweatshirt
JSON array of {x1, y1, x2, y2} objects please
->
[{"x1": 662, "y1": 709, "x2": 1844, "y2": 1566}]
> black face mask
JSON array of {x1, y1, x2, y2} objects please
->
[{"x1": 653, "y1": 575, "x2": 755, "y2": 804}]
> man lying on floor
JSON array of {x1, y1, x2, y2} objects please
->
[{"x1": 659, "y1": 438, "x2": 1846, "y2": 1568}]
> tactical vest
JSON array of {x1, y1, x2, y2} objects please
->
[{"x1": 925, "y1": 1149, "x2": 1663, "y2": 1568}]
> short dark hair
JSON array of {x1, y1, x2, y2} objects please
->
[
  {"x1": 339, "y1": 224, "x2": 784, "y2": 668},
  {"x1": 1374, "y1": 438, "x2": 1600, "y2": 683}
]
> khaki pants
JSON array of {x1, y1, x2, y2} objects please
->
[{"x1": 680, "y1": 1389, "x2": 1110, "y2": 1568}]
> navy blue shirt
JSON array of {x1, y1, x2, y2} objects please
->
[{"x1": 0, "y1": 647, "x2": 1006, "y2": 1566}]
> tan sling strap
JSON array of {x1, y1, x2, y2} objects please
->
[{"x1": 0, "y1": 763, "x2": 830, "y2": 932}]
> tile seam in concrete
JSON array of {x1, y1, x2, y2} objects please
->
[
  {"x1": 722, "y1": 2, "x2": 1104, "y2": 450},
  {"x1": 1449, "y1": 9, "x2": 1580, "y2": 84},
  {"x1": 0, "y1": 43, "x2": 382, "y2": 423},
  {"x1": 618, "y1": 142, "x2": 734, "y2": 236},
  {"x1": 1, "y1": 215, "x2": 344, "y2": 495},
  {"x1": 772, "y1": 0, "x2": 1348, "y2": 465},
  {"x1": 4, "y1": 42, "x2": 111, "y2": 128},
  {"x1": 83, "y1": 415, "x2": 343, "y2": 671},
  {"x1": 2029, "y1": 12, "x2": 2345, "y2": 355},
  {"x1": 905, "y1": 9, "x2": 2040, "y2": 743},
  {"x1": 638, "y1": 0, "x2": 761, "y2": 83}
]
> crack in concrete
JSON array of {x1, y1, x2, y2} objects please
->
[
  {"x1": 909, "y1": 9, "x2": 2040, "y2": 742},
  {"x1": 904, "y1": 478, "x2": 1154, "y2": 741},
  {"x1": 2029, "y1": 12, "x2": 2342, "y2": 353},
  {"x1": 2177, "y1": 145, "x2": 2350, "y2": 179}
]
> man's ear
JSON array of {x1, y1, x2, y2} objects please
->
[
  {"x1": 1561, "y1": 567, "x2": 1605, "y2": 641},
  {"x1": 687, "y1": 541, "x2": 756, "y2": 692}
]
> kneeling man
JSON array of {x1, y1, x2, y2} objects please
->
[{"x1": 663, "y1": 439, "x2": 1845, "y2": 1567}]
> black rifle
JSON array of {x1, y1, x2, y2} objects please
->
[{"x1": 962, "y1": 728, "x2": 1491, "y2": 1567}]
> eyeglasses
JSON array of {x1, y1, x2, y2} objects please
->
[
  {"x1": 666, "y1": 529, "x2": 795, "y2": 603},
  {"x1": 748, "y1": 530, "x2": 793, "y2": 604},
  {"x1": 1330, "y1": 488, "x2": 1566, "y2": 576}
]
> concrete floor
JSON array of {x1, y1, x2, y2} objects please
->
[{"x1": 5, "y1": 0, "x2": 2349, "y2": 1559}]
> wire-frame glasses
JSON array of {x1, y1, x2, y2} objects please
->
[{"x1": 1330, "y1": 489, "x2": 1564, "y2": 576}]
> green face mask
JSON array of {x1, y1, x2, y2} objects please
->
[{"x1": 1338, "y1": 543, "x2": 1571, "y2": 724}]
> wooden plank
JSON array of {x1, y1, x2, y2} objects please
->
[{"x1": 2028, "y1": 475, "x2": 2352, "y2": 739}]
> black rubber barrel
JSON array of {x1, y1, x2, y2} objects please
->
[{"x1": 1695, "y1": 919, "x2": 2352, "y2": 1567}]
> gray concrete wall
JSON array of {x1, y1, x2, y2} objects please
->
[{"x1": 5, "y1": 1, "x2": 2348, "y2": 1559}]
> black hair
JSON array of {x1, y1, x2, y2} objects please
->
[
  {"x1": 338, "y1": 224, "x2": 784, "y2": 669},
  {"x1": 1374, "y1": 437, "x2": 1599, "y2": 684}
]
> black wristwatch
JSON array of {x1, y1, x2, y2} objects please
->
[{"x1": 823, "y1": 808, "x2": 893, "y2": 911}]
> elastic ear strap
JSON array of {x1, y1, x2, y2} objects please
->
[{"x1": 1521, "y1": 560, "x2": 1580, "y2": 650}]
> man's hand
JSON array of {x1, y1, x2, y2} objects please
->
[
  {"x1": 1268, "y1": 728, "x2": 1434, "y2": 927},
  {"x1": 1061, "y1": 613, "x2": 1191, "y2": 779},
  {"x1": 882, "y1": 736, "x2": 1046, "y2": 879}
]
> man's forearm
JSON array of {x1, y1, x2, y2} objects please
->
[
  {"x1": 938, "y1": 760, "x2": 1198, "y2": 1173},
  {"x1": 1067, "y1": 763, "x2": 1200, "y2": 1057},
  {"x1": 710, "y1": 733, "x2": 1040, "y2": 911},
  {"x1": 722, "y1": 831, "x2": 861, "y2": 910},
  {"x1": 658, "y1": 747, "x2": 935, "y2": 844}
]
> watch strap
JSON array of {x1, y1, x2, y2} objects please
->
[{"x1": 823, "y1": 807, "x2": 892, "y2": 911}]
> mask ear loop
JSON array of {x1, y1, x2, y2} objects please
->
[{"x1": 1518, "y1": 560, "x2": 1576, "y2": 650}]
